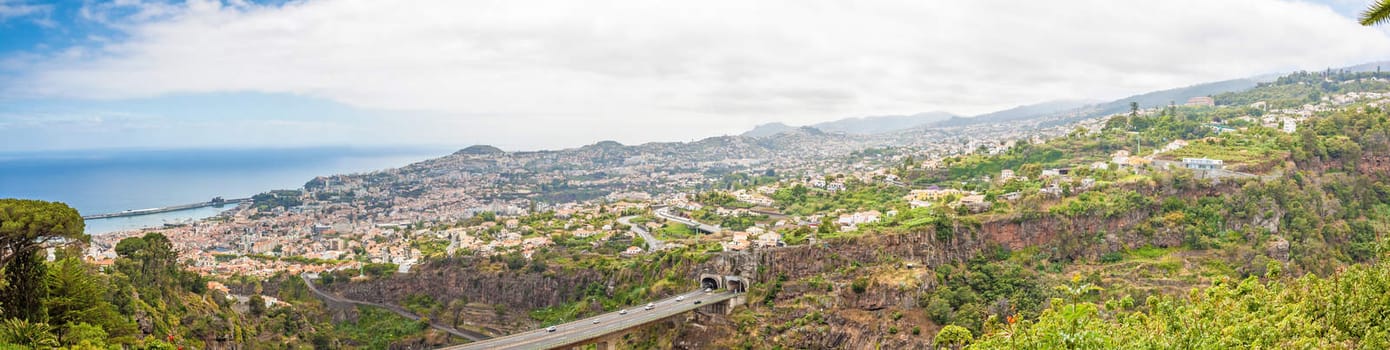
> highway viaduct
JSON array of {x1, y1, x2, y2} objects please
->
[{"x1": 438, "y1": 274, "x2": 748, "y2": 350}]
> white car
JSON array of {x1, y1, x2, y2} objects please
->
[
  {"x1": 676, "y1": 296, "x2": 685, "y2": 302},
  {"x1": 704, "y1": 288, "x2": 712, "y2": 292},
  {"x1": 546, "y1": 326, "x2": 557, "y2": 332},
  {"x1": 644, "y1": 303, "x2": 655, "y2": 310},
  {"x1": 592, "y1": 319, "x2": 600, "y2": 324},
  {"x1": 619, "y1": 309, "x2": 627, "y2": 315}
]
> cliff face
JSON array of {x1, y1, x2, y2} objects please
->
[
  {"x1": 331, "y1": 267, "x2": 607, "y2": 311},
  {"x1": 1358, "y1": 154, "x2": 1390, "y2": 177},
  {"x1": 757, "y1": 210, "x2": 1162, "y2": 284}
]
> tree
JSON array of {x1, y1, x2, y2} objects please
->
[
  {"x1": 3, "y1": 252, "x2": 46, "y2": 321},
  {"x1": 249, "y1": 294, "x2": 266, "y2": 317},
  {"x1": 934, "y1": 324, "x2": 972, "y2": 349},
  {"x1": 114, "y1": 233, "x2": 180, "y2": 296},
  {"x1": 1019, "y1": 163, "x2": 1043, "y2": 180},
  {"x1": 1361, "y1": 0, "x2": 1390, "y2": 26},
  {"x1": 0, "y1": 199, "x2": 86, "y2": 268},
  {"x1": 44, "y1": 258, "x2": 120, "y2": 339},
  {"x1": 0, "y1": 200, "x2": 86, "y2": 319},
  {"x1": 926, "y1": 296, "x2": 953, "y2": 324},
  {"x1": 61, "y1": 322, "x2": 107, "y2": 347},
  {"x1": 818, "y1": 216, "x2": 837, "y2": 234},
  {"x1": 1129, "y1": 101, "x2": 1139, "y2": 117}
]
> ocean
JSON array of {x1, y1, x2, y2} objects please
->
[{"x1": 0, "y1": 146, "x2": 450, "y2": 234}]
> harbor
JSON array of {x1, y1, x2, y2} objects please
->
[{"x1": 81, "y1": 197, "x2": 251, "y2": 220}]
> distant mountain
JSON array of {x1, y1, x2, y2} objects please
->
[
  {"x1": 583, "y1": 140, "x2": 625, "y2": 150},
  {"x1": 1083, "y1": 78, "x2": 1259, "y2": 118},
  {"x1": 811, "y1": 111, "x2": 957, "y2": 134},
  {"x1": 1333, "y1": 61, "x2": 1390, "y2": 73},
  {"x1": 454, "y1": 145, "x2": 505, "y2": 155},
  {"x1": 739, "y1": 68, "x2": 1323, "y2": 136},
  {"x1": 742, "y1": 122, "x2": 799, "y2": 137},
  {"x1": 935, "y1": 100, "x2": 1094, "y2": 127}
]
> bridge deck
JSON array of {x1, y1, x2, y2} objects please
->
[
  {"x1": 440, "y1": 290, "x2": 736, "y2": 350},
  {"x1": 654, "y1": 208, "x2": 722, "y2": 233}
]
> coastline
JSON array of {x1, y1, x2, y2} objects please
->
[
  {"x1": 84, "y1": 204, "x2": 238, "y2": 235},
  {"x1": 2, "y1": 146, "x2": 451, "y2": 235}
]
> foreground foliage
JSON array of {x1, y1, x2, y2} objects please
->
[{"x1": 971, "y1": 259, "x2": 1390, "y2": 349}]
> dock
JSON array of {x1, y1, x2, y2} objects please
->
[{"x1": 82, "y1": 197, "x2": 251, "y2": 220}]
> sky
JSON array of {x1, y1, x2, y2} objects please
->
[{"x1": 2, "y1": 0, "x2": 1390, "y2": 152}]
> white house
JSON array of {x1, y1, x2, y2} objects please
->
[{"x1": 1182, "y1": 158, "x2": 1224, "y2": 170}]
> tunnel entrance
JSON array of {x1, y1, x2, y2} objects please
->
[
  {"x1": 727, "y1": 280, "x2": 745, "y2": 293},
  {"x1": 701, "y1": 277, "x2": 720, "y2": 290}
]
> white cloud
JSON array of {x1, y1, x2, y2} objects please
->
[
  {"x1": 5, "y1": 0, "x2": 1390, "y2": 150},
  {"x1": 0, "y1": 0, "x2": 51, "y2": 24}
]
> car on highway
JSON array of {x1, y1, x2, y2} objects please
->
[
  {"x1": 644, "y1": 303, "x2": 655, "y2": 310},
  {"x1": 619, "y1": 309, "x2": 627, "y2": 315},
  {"x1": 694, "y1": 300, "x2": 702, "y2": 305},
  {"x1": 704, "y1": 288, "x2": 712, "y2": 292},
  {"x1": 547, "y1": 326, "x2": 557, "y2": 332},
  {"x1": 592, "y1": 319, "x2": 600, "y2": 324},
  {"x1": 676, "y1": 296, "x2": 685, "y2": 302}
]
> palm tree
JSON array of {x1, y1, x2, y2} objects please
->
[
  {"x1": 0, "y1": 318, "x2": 59, "y2": 347},
  {"x1": 1360, "y1": 0, "x2": 1390, "y2": 26}
]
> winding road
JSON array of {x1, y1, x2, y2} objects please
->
[
  {"x1": 616, "y1": 215, "x2": 664, "y2": 251},
  {"x1": 654, "y1": 207, "x2": 722, "y2": 233},
  {"x1": 299, "y1": 274, "x2": 490, "y2": 342}
]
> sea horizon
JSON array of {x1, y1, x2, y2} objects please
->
[{"x1": 0, "y1": 145, "x2": 453, "y2": 234}]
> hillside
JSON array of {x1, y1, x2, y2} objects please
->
[
  {"x1": 1083, "y1": 78, "x2": 1261, "y2": 117},
  {"x1": 935, "y1": 99, "x2": 1093, "y2": 127}
]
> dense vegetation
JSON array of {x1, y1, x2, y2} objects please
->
[
  {"x1": 971, "y1": 259, "x2": 1390, "y2": 349},
  {"x1": 0, "y1": 200, "x2": 240, "y2": 349}
]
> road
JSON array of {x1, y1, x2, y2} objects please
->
[
  {"x1": 654, "y1": 207, "x2": 722, "y2": 233},
  {"x1": 439, "y1": 289, "x2": 736, "y2": 350},
  {"x1": 299, "y1": 274, "x2": 490, "y2": 341},
  {"x1": 616, "y1": 215, "x2": 664, "y2": 251}
]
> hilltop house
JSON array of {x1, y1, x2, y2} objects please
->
[{"x1": 757, "y1": 232, "x2": 783, "y2": 248}]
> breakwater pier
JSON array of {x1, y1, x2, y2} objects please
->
[{"x1": 82, "y1": 197, "x2": 251, "y2": 220}]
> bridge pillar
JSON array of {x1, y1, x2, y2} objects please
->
[{"x1": 596, "y1": 333, "x2": 619, "y2": 350}]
